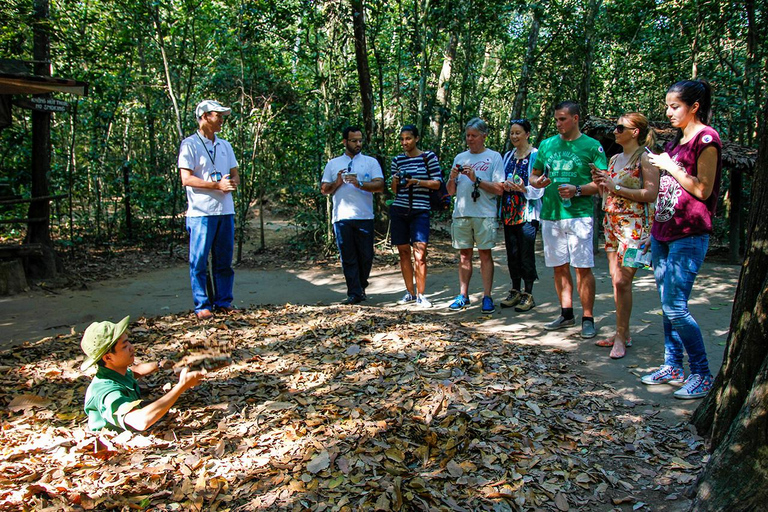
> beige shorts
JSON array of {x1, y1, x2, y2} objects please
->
[
  {"x1": 451, "y1": 217, "x2": 498, "y2": 250},
  {"x1": 541, "y1": 218, "x2": 594, "y2": 268}
]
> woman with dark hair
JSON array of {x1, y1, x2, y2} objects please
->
[
  {"x1": 641, "y1": 79, "x2": 722, "y2": 399},
  {"x1": 499, "y1": 119, "x2": 544, "y2": 312},
  {"x1": 592, "y1": 113, "x2": 659, "y2": 359},
  {"x1": 390, "y1": 124, "x2": 443, "y2": 308}
]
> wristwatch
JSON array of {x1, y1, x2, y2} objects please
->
[
  {"x1": 475, "y1": 176, "x2": 482, "y2": 185},
  {"x1": 575, "y1": 185, "x2": 582, "y2": 197},
  {"x1": 614, "y1": 184, "x2": 622, "y2": 192}
]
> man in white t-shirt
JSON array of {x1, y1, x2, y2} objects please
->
[
  {"x1": 178, "y1": 100, "x2": 240, "y2": 320},
  {"x1": 321, "y1": 126, "x2": 384, "y2": 304},
  {"x1": 446, "y1": 118, "x2": 505, "y2": 314}
]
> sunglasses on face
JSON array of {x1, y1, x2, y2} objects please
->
[{"x1": 615, "y1": 124, "x2": 634, "y2": 133}]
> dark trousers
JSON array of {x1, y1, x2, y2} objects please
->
[
  {"x1": 503, "y1": 221, "x2": 539, "y2": 286},
  {"x1": 334, "y1": 219, "x2": 375, "y2": 299}
]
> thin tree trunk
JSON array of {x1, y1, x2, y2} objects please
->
[
  {"x1": 578, "y1": 0, "x2": 602, "y2": 118},
  {"x1": 350, "y1": 0, "x2": 374, "y2": 145},
  {"x1": 431, "y1": 32, "x2": 458, "y2": 158},
  {"x1": 510, "y1": 2, "x2": 543, "y2": 122},
  {"x1": 151, "y1": 5, "x2": 184, "y2": 142}
]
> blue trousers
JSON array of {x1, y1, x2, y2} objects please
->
[
  {"x1": 651, "y1": 234, "x2": 710, "y2": 376},
  {"x1": 334, "y1": 219, "x2": 374, "y2": 299},
  {"x1": 186, "y1": 214, "x2": 235, "y2": 312}
]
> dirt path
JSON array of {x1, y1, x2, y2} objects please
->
[{"x1": 1, "y1": 242, "x2": 738, "y2": 426}]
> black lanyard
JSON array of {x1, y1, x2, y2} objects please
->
[{"x1": 196, "y1": 133, "x2": 218, "y2": 171}]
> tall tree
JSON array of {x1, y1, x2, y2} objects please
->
[
  {"x1": 25, "y1": 0, "x2": 57, "y2": 278},
  {"x1": 689, "y1": 67, "x2": 768, "y2": 509},
  {"x1": 350, "y1": 0, "x2": 374, "y2": 145}
]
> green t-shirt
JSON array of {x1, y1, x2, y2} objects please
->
[
  {"x1": 84, "y1": 366, "x2": 143, "y2": 431},
  {"x1": 532, "y1": 134, "x2": 607, "y2": 220}
]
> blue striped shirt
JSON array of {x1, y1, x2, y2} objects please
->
[{"x1": 390, "y1": 151, "x2": 442, "y2": 210}]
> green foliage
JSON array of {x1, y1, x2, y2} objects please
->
[{"x1": 0, "y1": 0, "x2": 764, "y2": 253}]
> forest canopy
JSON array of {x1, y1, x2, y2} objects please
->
[{"x1": 0, "y1": 0, "x2": 763, "y2": 252}]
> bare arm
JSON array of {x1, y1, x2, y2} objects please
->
[
  {"x1": 123, "y1": 368, "x2": 204, "y2": 431},
  {"x1": 598, "y1": 154, "x2": 660, "y2": 203},
  {"x1": 648, "y1": 147, "x2": 718, "y2": 200},
  {"x1": 180, "y1": 168, "x2": 236, "y2": 193},
  {"x1": 529, "y1": 169, "x2": 551, "y2": 189},
  {"x1": 131, "y1": 361, "x2": 159, "y2": 379},
  {"x1": 360, "y1": 177, "x2": 385, "y2": 193},
  {"x1": 321, "y1": 170, "x2": 344, "y2": 195}
]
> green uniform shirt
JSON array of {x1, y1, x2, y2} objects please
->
[
  {"x1": 532, "y1": 133, "x2": 607, "y2": 220},
  {"x1": 84, "y1": 366, "x2": 143, "y2": 431}
]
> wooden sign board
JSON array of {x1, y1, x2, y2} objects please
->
[{"x1": 13, "y1": 97, "x2": 70, "y2": 113}]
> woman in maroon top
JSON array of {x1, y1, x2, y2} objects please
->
[{"x1": 641, "y1": 80, "x2": 722, "y2": 400}]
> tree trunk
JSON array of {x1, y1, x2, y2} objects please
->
[
  {"x1": 689, "y1": 99, "x2": 768, "y2": 511},
  {"x1": 577, "y1": 0, "x2": 602, "y2": 118},
  {"x1": 25, "y1": 0, "x2": 57, "y2": 279},
  {"x1": 506, "y1": 1, "x2": 544, "y2": 153},
  {"x1": 350, "y1": 0, "x2": 374, "y2": 146},
  {"x1": 431, "y1": 32, "x2": 458, "y2": 158}
]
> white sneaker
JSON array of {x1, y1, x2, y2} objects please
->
[
  {"x1": 416, "y1": 294, "x2": 432, "y2": 308},
  {"x1": 397, "y1": 292, "x2": 416, "y2": 305}
]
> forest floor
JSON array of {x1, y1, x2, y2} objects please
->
[{"x1": 0, "y1": 213, "x2": 739, "y2": 511}]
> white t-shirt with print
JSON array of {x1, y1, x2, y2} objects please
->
[{"x1": 451, "y1": 148, "x2": 505, "y2": 218}]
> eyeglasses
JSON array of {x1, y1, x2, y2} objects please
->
[
  {"x1": 615, "y1": 124, "x2": 634, "y2": 133},
  {"x1": 510, "y1": 119, "x2": 526, "y2": 126}
]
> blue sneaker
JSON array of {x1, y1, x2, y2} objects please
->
[
  {"x1": 674, "y1": 374, "x2": 714, "y2": 399},
  {"x1": 449, "y1": 294, "x2": 470, "y2": 310},
  {"x1": 481, "y1": 295, "x2": 495, "y2": 314},
  {"x1": 640, "y1": 365, "x2": 685, "y2": 385}
]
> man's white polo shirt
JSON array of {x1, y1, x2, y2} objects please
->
[
  {"x1": 178, "y1": 133, "x2": 238, "y2": 217},
  {"x1": 322, "y1": 153, "x2": 383, "y2": 223}
]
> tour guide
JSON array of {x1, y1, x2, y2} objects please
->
[
  {"x1": 82, "y1": 316, "x2": 204, "y2": 431},
  {"x1": 178, "y1": 100, "x2": 240, "y2": 320}
]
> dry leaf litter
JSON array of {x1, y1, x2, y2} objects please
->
[{"x1": 0, "y1": 306, "x2": 706, "y2": 511}]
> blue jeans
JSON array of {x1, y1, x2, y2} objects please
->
[
  {"x1": 651, "y1": 234, "x2": 710, "y2": 375},
  {"x1": 186, "y1": 214, "x2": 235, "y2": 312},
  {"x1": 334, "y1": 219, "x2": 374, "y2": 299}
]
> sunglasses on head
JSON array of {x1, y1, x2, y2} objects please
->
[{"x1": 615, "y1": 124, "x2": 634, "y2": 133}]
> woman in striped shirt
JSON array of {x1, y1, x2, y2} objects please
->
[{"x1": 390, "y1": 125, "x2": 443, "y2": 308}]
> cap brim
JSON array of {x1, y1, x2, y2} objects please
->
[{"x1": 80, "y1": 315, "x2": 131, "y2": 371}]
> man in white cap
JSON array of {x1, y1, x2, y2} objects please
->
[
  {"x1": 81, "y1": 316, "x2": 205, "y2": 432},
  {"x1": 178, "y1": 100, "x2": 240, "y2": 320}
]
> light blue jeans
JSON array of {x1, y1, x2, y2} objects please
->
[
  {"x1": 651, "y1": 234, "x2": 710, "y2": 376},
  {"x1": 186, "y1": 214, "x2": 235, "y2": 312}
]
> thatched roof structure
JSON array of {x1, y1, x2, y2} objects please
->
[{"x1": 582, "y1": 117, "x2": 757, "y2": 175}]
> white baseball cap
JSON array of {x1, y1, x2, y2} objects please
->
[{"x1": 195, "y1": 100, "x2": 232, "y2": 119}]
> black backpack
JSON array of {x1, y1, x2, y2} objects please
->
[{"x1": 422, "y1": 154, "x2": 451, "y2": 211}]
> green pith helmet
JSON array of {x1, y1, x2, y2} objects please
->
[{"x1": 80, "y1": 316, "x2": 130, "y2": 371}]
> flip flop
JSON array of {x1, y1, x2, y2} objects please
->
[{"x1": 595, "y1": 337, "x2": 632, "y2": 348}]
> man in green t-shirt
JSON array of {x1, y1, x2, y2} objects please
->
[
  {"x1": 81, "y1": 316, "x2": 205, "y2": 432},
  {"x1": 530, "y1": 101, "x2": 607, "y2": 339}
]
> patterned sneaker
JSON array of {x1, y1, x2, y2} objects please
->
[
  {"x1": 514, "y1": 293, "x2": 535, "y2": 312},
  {"x1": 416, "y1": 294, "x2": 432, "y2": 309},
  {"x1": 449, "y1": 294, "x2": 470, "y2": 311},
  {"x1": 673, "y1": 374, "x2": 714, "y2": 399},
  {"x1": 500, "y1": 289, "x2": 522, "y2": 308},
  {"x1": 397, "y1": 292, "x2": 417, "y2": 305},
  {"x1": 481, "y1": 296, "x2": 496, "y2": 314},
  {"x1": 640, "y1": 365, "x2": 685, "y2": 385},
  {"x1": 544, "y1": 315, "x2": 576, "y2": 330}
]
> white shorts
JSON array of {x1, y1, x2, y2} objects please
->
[{"x1": 541, "y1": 218, "x2": 594, "y2": 268}]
